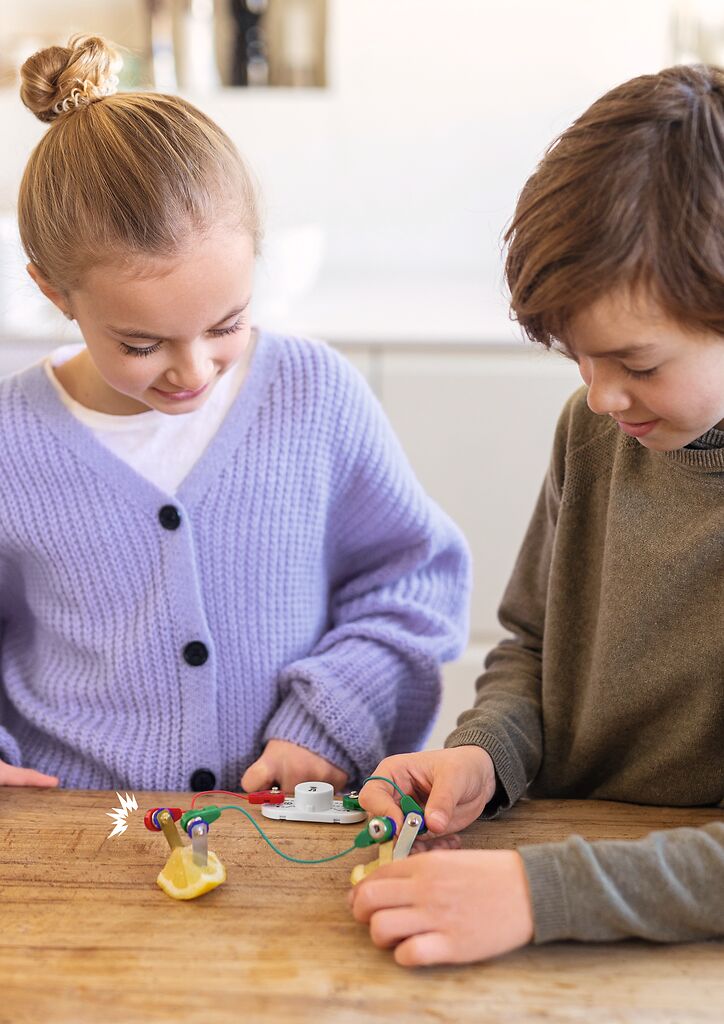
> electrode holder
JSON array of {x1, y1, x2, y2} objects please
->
[{"x1": 260, "y1": 781, "x2": 366, "y2": 824}]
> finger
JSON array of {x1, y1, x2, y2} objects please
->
[
  {"x1": 358, "y1": 780, "x2": 403, "y2": 827},
  {"x1": 349, "y1": 877, "x2": 416, "y2": 922},
  {"x1": 394, "y1": 931, "x2": 455, "y2": 967},
  {"x1": 412, "y1": 833, "x2": 461, "y2": 853},
  {"x1": 422, "y1": 766, "x2": 463, "y2": 833},
  {"x1": 279, "y1": 766, "x2": 299, "y2": 793},
  {"x1": 240, "y1": 757, "x2": 276, "y2": 793},
  {"x1": 368, "y1": 908, "x2": 431, "y2": 949},
  {"x1": 329, "y1": 767, "x2": 348, "y2": 793},
  {"x1": 1, "y1": 765, "x2": 59, "y2": 787}
]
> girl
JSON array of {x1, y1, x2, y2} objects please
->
[
  {"x1": 351, "y1": 63, "x2": 724, "y2": 964},
  {"x1": 0, "y1": 35, "x2": 470, "y2": 793}
]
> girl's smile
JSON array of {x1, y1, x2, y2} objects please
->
[{"x1": 151, "y1": 382, "x2": 210, "y2": 402}]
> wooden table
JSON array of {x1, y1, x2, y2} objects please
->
[{"x1": 1, "y1": 789, "x2": 721, "y2": 1023}]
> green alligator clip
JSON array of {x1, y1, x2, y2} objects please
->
[
  {"x1": 400, "y1": 794, "x2": 427, "y2": 833},
  {"x1": 180, "y1": 805, "x2": 222, "y2": 832}
]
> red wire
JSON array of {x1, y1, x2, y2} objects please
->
[{"x1": 191, "y1": 789, "x2": 250, "y2": 808}]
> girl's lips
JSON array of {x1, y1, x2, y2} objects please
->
[
  {"x1": 152, "y1": 383, "x2": 208, "y2": 401},
  {"x1": 615, "y1": 418, "x2": 659, "y2": 437}
]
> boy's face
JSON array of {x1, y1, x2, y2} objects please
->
[
  {"x1": 32, "y1": 227, "x2": 256, "y2": 416},
  {"x1": 565, "y1": 289, "x2": 724, "y2": 451}
]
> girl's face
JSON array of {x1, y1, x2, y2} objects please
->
[
  {"x1": 565, "y1": 289, "x2": 724, "y2": 451},
  {"x1": 33, "y1": 227, "x2": 256, "y2": 416}
]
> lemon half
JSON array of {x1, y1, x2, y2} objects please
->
[{"x1": 156, "y1": 846, "x2": 226, "y2": 900}]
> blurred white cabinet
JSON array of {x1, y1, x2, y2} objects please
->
[{"x1": 374, "y1": 347, "x2": 580, "y2": 641}]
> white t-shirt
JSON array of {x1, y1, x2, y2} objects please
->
[{"x1": 44, "y1": 342, "x2": 252, "y2": 494}]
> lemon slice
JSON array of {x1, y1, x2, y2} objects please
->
[{"x1": 156, "y1": 846, "x2": 226, "y2": 900}]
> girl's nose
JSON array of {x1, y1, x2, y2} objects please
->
[{"x1": 166, "y1": 346, "x2": 213, "y2": 390}]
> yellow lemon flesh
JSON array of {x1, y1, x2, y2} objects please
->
[{"x1": 157, "y1": 845, "x2": 226, "y2": 900}]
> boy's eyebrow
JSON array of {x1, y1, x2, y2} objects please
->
[
  {"x1": 107, "y1": 302, "x2": 250, "y2": 341},
  {"x1": 600, "y1": 343, "x2": 657, "y2": 358},
  {"x1": 562, "y1": 341, "x2": 657, "y2": 359}
]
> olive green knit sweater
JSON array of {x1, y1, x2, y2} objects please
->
[{"x1": 447, "y1": 387, "x2": 724, "y2": 943}]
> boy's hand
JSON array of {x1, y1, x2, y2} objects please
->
[
  {"x1": 349, "y1": 848, "x2": 534, "y2": 966},
  {"x1": 359, "y1": 746, "x2": 497, "y2": 836},
  {"x1": 240, "y1": 739, "x2": 348, "y2": 794},
  {"x1": 0, "y1": 760, "x2": 59, "y2": 786}
]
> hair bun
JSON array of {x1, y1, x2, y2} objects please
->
[{"x1": 20, "y1": 34, "x2": 122, "y2": 124}]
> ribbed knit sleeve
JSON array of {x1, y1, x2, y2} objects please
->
[
  {"x1": 264, "y1": 350, "x2": 471, "y2": 783},
  {"x1": 443, "y1": 407, "x2": 568, "y2": 813},
  {"x1": 0, "y1": 561, "x2": 21, "y2": 767},
  {"x1": 519, "y1": 821, "x2": 724, "y2": 943},
  {"x1": 0, "y1": 703, "x2": 22, "y2": 767}
]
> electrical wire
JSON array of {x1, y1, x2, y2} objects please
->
[
  {"x1": 185, "y1": 776, "x2": 411, "y2": 866},
  {"x1": 217, "y1": 804, "x2": 358, "y2": 864}
]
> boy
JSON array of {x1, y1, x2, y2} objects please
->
[{"x1": 350, "y1": 62, "x2": 724, "y2": 966}]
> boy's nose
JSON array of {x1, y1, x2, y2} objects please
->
[{"x1": 582, "y1": 363, "x2": 631, "y2": 417}]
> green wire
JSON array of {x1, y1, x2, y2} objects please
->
[
  {"x1": 361, "y1": 775, "x2": 408, "y2": 799},
  {"x1": 218, "y1": 804, "x2": 358, "y2": 864},
  {"x1": 213, "y1": 776, "x2": 409, "y2": 866}
]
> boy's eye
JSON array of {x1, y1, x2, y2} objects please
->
[
  {"x1": 119, "y1": 341, "x2": 163, "y2": 357},
  {"x1": 623, "y1": 366, "x2": 657, "y2": 379}
]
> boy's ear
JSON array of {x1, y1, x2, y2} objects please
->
[{"x1": 26, "y1": 263, "x2": 72, "y2": 317}]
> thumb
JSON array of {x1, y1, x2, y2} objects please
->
[
  {"x1": 423, "y1": 768, "x2": 461, "y2": 833},
  {"x1": 0, "y1": 764, "x2": 59, "y2": 787},
  {"x1": 241, "y1": 754, "x2": 277, "y2": 793}
]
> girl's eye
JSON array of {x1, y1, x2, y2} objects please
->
[
  {"x1": 120, "y1": 341, "x2": 162, "y2": 357},
  {"x1": 623, "y1": 366, "x2": 657, "y2": 380},
  {"x1": 209, "y1": 316, "x2": 245, "y2": 337}
]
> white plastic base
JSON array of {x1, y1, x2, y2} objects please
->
[{"x1": 260, "y1": 781, "x2": 366, "y2": 824}]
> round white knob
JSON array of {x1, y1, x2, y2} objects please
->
[{"x1": 294, "y1": 781, "x2": 334, "y2": 813}]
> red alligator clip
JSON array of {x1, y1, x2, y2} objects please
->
[
  {"x1": 246, "y1": 789, "x2": 285, "y2": 805},
  {"x1": 144, "y1": 807, "x2": 184, "y2": 831}
]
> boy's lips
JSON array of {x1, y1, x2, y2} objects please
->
[{"x1": 615, "y1": 418, "x2": 659, "y2": 437}]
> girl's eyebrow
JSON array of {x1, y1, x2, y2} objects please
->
[{"x1": 107, "y1": 302, "x2": 250, "y2": 341}]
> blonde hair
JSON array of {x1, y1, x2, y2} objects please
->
[{"x1": 18, "y1": 34, "x2": 262, "y2": 293}]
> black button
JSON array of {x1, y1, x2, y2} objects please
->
[
  {"x1": 158, "y1": 505, "x2": 181, "y2": 530},
  {"x1": 183, "y1": 641, "x2": 208, "y2": 666},
  {"x1": 190, "y1": 768, "x2": 216, "y2": 792}
]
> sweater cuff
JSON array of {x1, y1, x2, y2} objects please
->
[
  {"x1": 518, "y1": 843, "x2": 572, "y2": 943},
  {"x1": 263, "y1": 695, "x2": 356, "y2": 782},
  {"x1": 0, "y1": 727, "x2": 22, "y2": 768},
  {"x1": 444, "y1": 727, "x2": 523, "y2": 817}
]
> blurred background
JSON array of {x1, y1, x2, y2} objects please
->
[{"x1": 0, "y1": 0, "x2": 721, "y2": 743}]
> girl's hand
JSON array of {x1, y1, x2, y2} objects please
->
[
  {"x1": 349, "y1": 848, "x2": 534, "y2": 966},
  {"x1": 240, "y1": 739, "x2": 348, "y2": 794},
  {"x1": 0, "y1": 760, "x2": 59, "y2": 786},
  {"x1": 359, "y1": 746, "x2": 497, "y2": 836}
]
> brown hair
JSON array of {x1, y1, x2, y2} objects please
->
[
  {"x1": 504, "y1": 64, "x2": 724, "y2": 347},
  {"x1": 18, "y1": 34, "x2": 262, "y2": 293}
]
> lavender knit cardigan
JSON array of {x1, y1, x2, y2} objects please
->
[{"x1": 0, "y1": 331, "x2": 471, "y2": 790}]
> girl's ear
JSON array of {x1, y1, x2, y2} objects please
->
[{"x1": 26, "y1": 263, "x2": 73, "y2": 318}]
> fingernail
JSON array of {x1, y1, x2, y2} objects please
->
[{"x1": 427, "y1": 811, "x2": 447, "y2": 831}]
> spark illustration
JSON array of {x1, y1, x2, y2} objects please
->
[{"x1": 106, "y1": 791, "x2": 139, "y2": 838}]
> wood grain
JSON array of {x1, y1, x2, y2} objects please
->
[{"x1": 1, "y1": 789, "x2": 721, "y2": 1024}]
